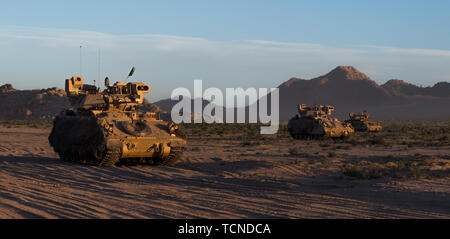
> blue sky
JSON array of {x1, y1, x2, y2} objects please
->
[{"x1": 1, "y1": 0, "x2": 449, "y2": 101}]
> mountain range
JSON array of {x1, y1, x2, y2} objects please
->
[
  {"x1": 0, "y1": 66, "x2": 449, "y2": 120},
  {"x1": 274, "y1": 66, "x2": 450, "y2": 119},
  {"x1": 153, "y1": 66, "x2": 449, "y2": 120}
]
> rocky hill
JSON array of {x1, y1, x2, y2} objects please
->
[
  {"x1": 0, "y1": 84, "x2": 69, "y2": 120},
  {"x1": 381, "y1": 79, "x2": 450, "y2": 98}
]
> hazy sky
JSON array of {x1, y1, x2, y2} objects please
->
[{"x1": 0, "y1": 0, "x2": 449, "y2": 101}]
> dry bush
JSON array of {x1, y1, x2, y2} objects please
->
[
  {"x1": 288, "y1": 148, "x2": 299, "y2": 156},
  {"x1": 0, "y1": 120, "x2": 53, "y2": 129},
  {"x1": 343, "y1": 156, "x2": 448, "y2": 180}
]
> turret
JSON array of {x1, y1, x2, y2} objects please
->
[
  {"x1": 64, "y1": 67, "x2": 151, "y2": 114},
  {"x1": 298, "y1": 104, "x2": 334, "y2": 119},
  {"x1": 348, "y1": 111, "x2": 370, "y2": 122},
  {"x1": 103, "y1": 81, "x2": 150, "y2": 104}
]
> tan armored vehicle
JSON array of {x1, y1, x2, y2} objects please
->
[
  {"x1": 49, "y1": 68, "x2": 186, "y2": 166},
  {"x1": 345, "y1": 111, "x2": 382, "y2": 132},
  {"x1": 288, "y1": 104, "x2": 354, "y2": 139}
]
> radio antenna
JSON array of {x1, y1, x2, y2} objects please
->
[
  {"x1": 79, "y1": 45, "x2": 82, "y2": 77},
  {"x1": 97, "y1": 48, "x2": 101, "y2": 89}
]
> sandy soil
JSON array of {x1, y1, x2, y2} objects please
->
[{"x1": 0, "y1": 126, "x2": 449, "y2": 219}]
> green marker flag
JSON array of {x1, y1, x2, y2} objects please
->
[
  {"x1": 128, "y1": 67, "x2": 135, "y2": 77},
  {"x1": 125, "y1": 66, "x2": 136, "y2": 82}
]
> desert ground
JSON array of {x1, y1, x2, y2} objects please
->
[{"x1": 0, "y1": 120, "x2": 449, "y2": 218}]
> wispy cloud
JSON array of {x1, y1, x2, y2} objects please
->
[
  {"x1": 0, "y1": 26, "x2": 449, "y2": 101},
  {"x1": 363, "y1": 45, "x2": 450, "y2": 57},
  {"x1": 2, "y1": 26, "x2": 449, "y2": 57}
]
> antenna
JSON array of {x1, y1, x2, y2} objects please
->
[
  {"x1": 79, "y1": 45, "x2": 82, "y2": 77},
  {"x1": 97, "y1": 48, "x2": 101, "y2": 89}
]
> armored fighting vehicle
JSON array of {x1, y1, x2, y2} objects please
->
[
  {"x1": 345, "y1": 111, "x2": 382, "y2": 132},
  {"x1": 49, "y1": 68, "x2": 186, "y2": 167},
  {"x1": 288, "y1": 104, "x2": 354, "y2": 139}
]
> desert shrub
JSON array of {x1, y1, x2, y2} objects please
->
[
  {"x1": 288, "y1": 148, "x2": 298, "y2": 156},
  {"x1": 343, "y1": 163, "x2": 383, "y2": 179},
  {"x1": 366, "y1": 136, "x2": 388, "y2": 146},
  {"x1": 0, "y1": 120, "x2": 53, "y2": 129},
  {"x1": 327, "y1": 152, "x2": 337, "y2": 158},
  {"x1": 343, "y1": 164, "x2": 365, "y2": 178},
  {"x1": 317, "y1": 161, "x2": 331, "y2": 169},
  {"x1": 246, "y1": 128, "x2": 258, "y2": 137},
  {"x1": 334, "y1": 145, "x2": 351, "y2": 150},
  {"x1": 241, "y1": 140, "x2": 252, "y2": 146},
  {"x1": 342, "y1": 156, "x2": 441, "y2": 180},
  {"x1": 344, "y1": 138, "x2": 359, "y2": 146},
  {"x1": 407, "y1": 142, "x2": 420, "y2": 148}
]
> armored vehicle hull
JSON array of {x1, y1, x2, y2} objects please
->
[
  {"x1": 288, "y1": 115, "x2": 354, "y2": 139},
  {"x1": 288, "y1": 104, "x2": 354, "y2": 140},
  {"x1": 49, "y1": 111, "x2": 186, "y2": 166},
  {"x1": 349, "y1": 120, "x2": 382, "y2": 132}
]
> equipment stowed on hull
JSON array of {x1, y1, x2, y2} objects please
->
[{"x1": 49, "y1": 68, "x2": 186, "y2": 167}]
